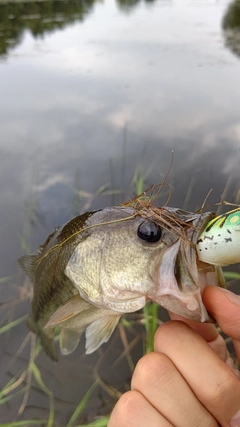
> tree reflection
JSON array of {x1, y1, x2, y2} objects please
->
[
  {"x1": 116, "y1": 0, "x2": 156, "y2": 13},
  {"x1": 0, "y1": 0, "x2": 157, "y2": 56},
  {"x1": 222, "y1": 0, "x2": 240, "y2": 59},
  {"x1": 0, "y1": 0, "x2": 95, "y2": 55}
]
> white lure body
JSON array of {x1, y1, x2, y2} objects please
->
[{"x1": 197, "y1": 208, "x2": 240, "y2": 266}]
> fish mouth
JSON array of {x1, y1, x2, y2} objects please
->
[{"x1": 150, "y1": 211, "x2": 222, "y2": 322}]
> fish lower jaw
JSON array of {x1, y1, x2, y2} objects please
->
[{"x1": 154, "y1": 293, "x2": 210, "y2": 322}]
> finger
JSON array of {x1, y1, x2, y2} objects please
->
[
  {"x1": 131, "y1": 352, "x2": 219, "y2": 427},
  {"x1": 154, "y1": 321, "x2": 240, "y2": 426},
  {"x1": 203, "y1": 286, "x2": 240, "y2": 361},
  {"x1": 168, "y1": 311, "x2": 231, "y2": 363},
  {"x1": 107, "y1": 390, "x2": 173, "y2": 427},
  {"x1": 168, "y1": 311, "x2": 219, "y2": 342}
]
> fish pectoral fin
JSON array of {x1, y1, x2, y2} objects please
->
[
  {"x1": 60, "y1": 328, "x2": 82, "y2": 355},
  {"x1": 44, "y1": 295, "x2": 90, "y2": 328},
  {"x1": 85, "y1": 314, "x2": 121, "y2": 354}
]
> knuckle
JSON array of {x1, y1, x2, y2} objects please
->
[
  {"x1": 132, "y1": 352, "x2": 174, "y2": 390},
  {"x1": 207, "y1": 370, "x2": 237, "y2": 405},
  {"x1": 154, "y1": 320, "x2": 190, "y2": 350},
  {"x1": 110, "y1": 390, "x2": 144, "y2": 425}
]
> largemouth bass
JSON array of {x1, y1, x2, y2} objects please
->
[{"x1": 19, "y1": 205, "x2": 226, "y2": 361}]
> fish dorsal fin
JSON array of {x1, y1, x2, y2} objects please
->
[
  {"x1": 18, "y1": 255, "x2": 37, "y2": 282},
  {"x1": 60, "y1": 328, "x2": 82, "y2": 355},
  {"x1": 85, "y1": 314, "x2": 121, "y2": 354},
  {"x1": 44, "y1": 295, "x2": 90, "y2": 328}
]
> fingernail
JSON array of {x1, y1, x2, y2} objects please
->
[
  {"x1": 219, "y1": 288, "x2": 240, "y2": 306},
  {"x1": 230, "y1": 410, "x2": 240, "y2": 427}
]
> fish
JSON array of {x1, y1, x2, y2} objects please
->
[{"x1": 19, "y1": 205, "x2": 226, "y2": 361}]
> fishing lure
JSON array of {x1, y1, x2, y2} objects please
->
[{"x1": 197, "y1": 208, "x2": 240, "y2": 266}]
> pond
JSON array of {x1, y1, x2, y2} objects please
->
[{"x1": 0, "y1": 0, "x2": 240, "y2": 425}]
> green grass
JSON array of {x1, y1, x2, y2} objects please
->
[
  {"x1": 142, "y1": 302, "x2": 159, "y2": 354},
  {"x1": 66, "y1": 383, "x2": 98, "y2": 427},
  {"x1": 0, "y1": 422, "x2": 48, "y2": 427},
  {"x1": 223, "y1": 271, "x2": 240, "y2": 281},
  {"x1": 0, "y1": 276, "x2": 14, "y2": 284},
  {"x1": 0, "y1": 315, "x2": 28, "y2": 335},
  {"x1": 78, "y1": 417, "x2": 110, "y2": 427}
]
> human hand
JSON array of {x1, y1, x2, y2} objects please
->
[
  {"x1": 108, "y1": 286, "x2": 240, "y2": 427},
  {"x1": 203, "y1": 285, "x2": 240, "y2": 365}
]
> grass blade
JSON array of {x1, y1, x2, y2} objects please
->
[
  {"x1": 143, "y1": 302, "x2": 159, "y2": 354},
  {"x1": 79, "y1": 415, "x2": 110, "y2": 427},
  {"x1": 0, "y1": 276, "x2": 14, "y2": 284},
  {"x1": 31, "y1": 363, "x2": 54, "y2": 427},
  {"x1": 0, "y1": 421, "x2": 47, "y2": 427},
  {"x1": 0, "y1": 315, "x2": 28, "y2": 334},
  {"x1": 224, "y1": 271, "x2": 240, "y2": 280},
  {"x1": 66, "y1": 382, "x2": 98, "y2": 427}
]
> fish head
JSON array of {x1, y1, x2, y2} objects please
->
[{"x1": 65, "y1": 206, "x2": 217, "y2": 322}]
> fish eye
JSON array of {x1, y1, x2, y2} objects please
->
[{"x1": 137, "y1": 220, "x2": 162, "y2": 243}]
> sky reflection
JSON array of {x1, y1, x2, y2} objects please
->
[
  {"x1": 1, "y1": 0, "x2": 240, "y2": 423},
  {"x1": 0, "y1": 0, "x2": 240, "y2": 253}
]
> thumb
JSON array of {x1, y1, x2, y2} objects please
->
[{"x1": 203, "y1": 285, "x2": 240, "y2": 360}]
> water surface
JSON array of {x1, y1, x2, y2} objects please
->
[{"x1": 0, "y1": 0, "x2": 240, "y2": 424}]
